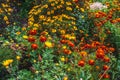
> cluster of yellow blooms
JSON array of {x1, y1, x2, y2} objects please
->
[
  {"x1": 0, "y1": 1, "x2": 13, "y2": 25},
  {"x1": 2, "y1": 59, "x2": 13, "y2": 68},
  {"x1": 28, "y1": 0, "x2": 84, "y2": 34}
]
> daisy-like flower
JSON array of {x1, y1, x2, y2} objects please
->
[{"x1": 90, "y1": 2, "x2": 107, "y2": 10}]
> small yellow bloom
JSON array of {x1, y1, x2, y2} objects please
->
[
  {"x1": 22, "y1": 27, "x2": 26, "y2": 31},
  {"x1": 66, "y1": 2, "x2": 72, "y2": 5},
  {"x1": 2, "y1": 59, "x2": 13, "y2": 67},
  {"x1": 4, "y1": 16, "x2": 8, "y2": 21},
  {"x1": 44, "y1": 4, "x2": 48, "y2": 8},
  {"x1": 81, "y1": 16, "x2": 84, "y2": 18},
  {"x1": 60, "y1": 56, "x2": 65, "y2": 62},
  {"x1": 52, "y1": 29, "x2": 56, "y2": 33},
  {"x1": 60, "y1": 30, "x2": 65, "y2": 34},
  {"x1": 51, "y1": 3, "x2": 55, "y2": 6},
  {"x1": 39, "y1": 15, "x2": 45, "y2": 19},
  {"x1": 51, "y1": 10, "x2": 54, "y2": 14},
  {"x1": 63, "y1": 76, "x2": 68, "y2": 80},
  {"x1": 47, "y1": 11, "x2": 51, "y2": 15},
  {"x1": 45, "y1": 41, "x2": 53, "y2": 48},
  {"x1": 62, "y1": 46, "x2": 67, "y2": 49},
  {"x1": 34, "y1": 60, "x2": 36, "y2": 63},
  {"x1": 23, "y1": 35, "x2": 28, "y2": 39},
  {"x1": 16, "y1": 31, "x2": 21, "y2": 35},
  {"x1": 33, "y1": 24, "x2": 39, "y2": 27},
  {"x1": 35, "y1": 71, "x2": 39, "y2": 74},
  {"x1": 16, "y1": 56, "x2": 20, "y2": 60},
  {"x1": 66, "y1": 7, "x2": 72, "y2": 11},
  {"x1": 80, "y1": 8, "x2": 85, "y2": 12},
  {"x1": 55, "y1": 63, "x2": 59, "y2": 66}
]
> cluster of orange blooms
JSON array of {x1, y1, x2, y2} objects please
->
[{"x1": 94, "y1": 7, "x2": 120, "y2": 27}]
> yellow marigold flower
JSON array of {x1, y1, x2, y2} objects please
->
[
  {"x1": 73, "y1": 26, "x2": 77, "y2": 30},
  {"x1": 66, "y1": 2, "x2": 72, "y2": 5},
  {"x1": 22, "y1": 27, "x2": 26, "y2": 31},
  {"x1": 4, "y1": 16, "x2": 8, "y2": 21},
  {"x1": 8, "y1": 8, "x2": 13, "y2": 12},
  {"x1": 60, "y1": 56, "x2": 65, "y2": 62},
  {"x1": 62, "y1": 46, "x2": 67, "y2": 49},
  {"x1": 63, "y1": 76, "x2": 68, "y2": 80},
  {"x1": 39, "y1": 15, "x2": 45, "y2": 19},
  {"x1": 55, "y1": 63, "x2": 59, "y2": 66},
  {"x1": 66, "y1": 7, "x2": 72, "y2": 11},
  {"x1": 0, "y1": 8, "x2": 3, "y2": 13},
  {"x1": 33, "y1": 24, "x2": 39, "y2": 27},
  {"x1": 80, "y1": 8, "x2": 85, "y2": 12},
  {"x1": 16, "y1": 31, "x2": 21, "y2": 35},
  {"x1": 35, "y1": 71, "x2": 39, "y2": 74},
  {"x1": 2, "y1": 61, "x2": 9, "y2": 67},
  {"x1": 51, "y1": 10, "x2": 54, "y2": 14},
  {"x1": 52, "y1": 29, "x2": 56, "y2": 33},
  {"x1": 34, "y1": 60, "x2": 36, "y2": 63},
  {"x1": 51, "y1": 3, "x2": 55, "y2": 6},
  {"x1": 80, "y1": 51, "x2": 88, "y2": 57},
  {"x1": 44, "y1": 4, "x2": 48, "y2": 8},
  {"x1": 16, "y1": 56, "x2": 20, "y2": 60},
  {"x1": 57, "y1": 6, "x2": 61, "y2": 9},
  {"x1": 6, "y1": 21, "x2": 10, "y2": 24},
  {"x1": 67, "y1": 68, "x2": 71, "y2": 71},
  {"x1": 54, "y1": 7, "x2": 57, "y2": 10},
  {"x1": 2, "y1": 59, "x2": 13, "y2": 67},
  {"x1": 45, "y1": 41, "x2": 53, "y2": 48},
  {"x1": 23, "y1": 35, "x2": 28, "y2": 39},
  {"x1": 47, "y1": 11, "x2": 51, "y2": 15},
  {"x1": 81, "y1": 16, "x2": 84, "y2": 18},
  {"x1": 60, "y1": 30, "x2": 65, "y2": 34}
]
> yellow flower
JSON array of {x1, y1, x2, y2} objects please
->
[
  {"x1": 80, "y1": 8, "x2": 85, "y2": 12},
  {"x1": 63, "y1": 76, "x2": 68, "y2": 80},
  {"x1": 33, "y1": 60, "x2": 36, "y2": 63},
  {"x1": 45, "y1": 41, "x2": 53, "y2": 48},
  {"x1": 81, "y1": 16, "x2": 84, "y2": 18},
  {"x1": 6, "y1": 21, "x2": 10, "y2": 24},
  {"x1": 66, "y1": 2, "x2": 72, "y2": 5},
  {"x1": 66, "y1": 7, "x2": 72, "y2": 11},
  {"x1": 39, "y1": 15, "x2": 45, "y2": 19},
  {"x1": 0, "y1": 8, "x2": 3, "y2": 13},
  {"x1": 52, "y1": 29, "x2": 56, "y2": 33},
  {"x1": 62, "y1": 46, "x2": 67, "y2": 49},
  {"x1": 57, "y1": 6, "x2": 61, "y2": 9},
  {"x1": 8, "y1": 8, "x2": 13, "y2": 12},
  {"x1": 60, "y1": 56, "x2": 65, "y2": 62},
  {"x1": 47, "y1": 11, "x2": 51, "y2": 15},
  {"x1": 22, "y1": 27, "x2": 26, "y2": 31},
  {"x1": 23, "y1": 35, "x2": 28, "y2": 39},
  {"x1": 4, "y1": 16, "x2": 8, "y2": 21},
  {"x1": 33, "y1": 24, "x2": 39, "y2": 27},
  {"x1": 35, "y1": 71, "x2": 39, "y2": 74},
  {"x1": 16, "y1": 31, "x2": 21, "y2": 35},
  {"x1": 55, "y1": 63, "x2": 59, "y2": 66},
  {"x1": 2, "y1": 59, "x2": 13, "y2": 67},
  {"x1": 51, "y1": 3, "x2": 55, "y2": 6},
  {"x1": 60, "y1": 30, "x2": 65, "y2": 34},
  {"x1": 51, "y1": 10, "x2": 54, "y2": 14},
  {"x1": 16, "y1": 56, "x2": 20, "y2": 60},
  {"x1": 44, "y1": 4, "x2": 48, "y2": 8}
]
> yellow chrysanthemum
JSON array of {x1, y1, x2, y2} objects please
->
[
  {"x1": 16, "y1": 56, "x2": 20, "y2": 60},
  {"x1": 45, "y1": 41, "x2": 53, "y2": 48},
  {"x1": 23, "y1": 35, "x2": 28, "y2": 39},
  {"x1": 2, "y1": 59, "x2": 13, "y2": 67}
]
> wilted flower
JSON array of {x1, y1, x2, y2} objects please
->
[{"x1": 90, "y1": 2, "x2": 107, "y2": 10}]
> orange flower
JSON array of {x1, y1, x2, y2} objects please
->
[{"x1": 80, "y1": 51, "x2": 88, "y2": 57}]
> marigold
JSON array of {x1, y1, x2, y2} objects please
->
[{"x1": 45, "y1": 41, "x2": 53, "y2": 48}]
